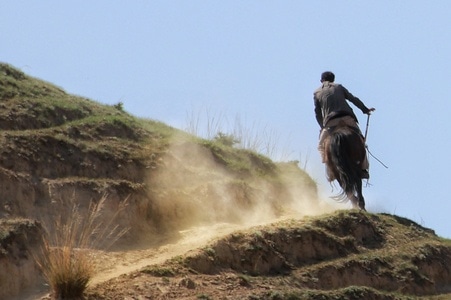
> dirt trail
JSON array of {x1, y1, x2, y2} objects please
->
[
  {"x1": 88, "y1": 204, "x2": 338, "y2": 285},
  {"x1": 90, "y1": 222, "x2": 245, "y2": 285},
  {"x1": 24, "y1": 219, "x2": 282, "y2": 300},
  {"x1": 23, "y1": 201, "x2": 337, "y2": 300}
]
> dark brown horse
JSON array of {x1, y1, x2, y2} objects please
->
[{"x1": 323, "y1": 125, "x2": 366, "y2": 210}]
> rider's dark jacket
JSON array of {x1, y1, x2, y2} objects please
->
[{"x1": 314, "y1": 81, "x2": 370, "y2": 128}]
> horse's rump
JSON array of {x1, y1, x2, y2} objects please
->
[{"x1": 323, "y1": 125, "x2": 366, "y2": 209}]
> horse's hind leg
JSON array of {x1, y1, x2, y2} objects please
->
[
  {"x1": 348, "y1": 193, "x2": 361, "y2": 210},
  {"x1": 349, "y1": 193, "x2": 365, "y2": 211},
  {"x1": 356, "y1": 180, "x2": 366, "y2": 211},
  {"x1": 348, "y1": 182, "x2": 366, "y2": 211},
  {"x1": 357, "y1": 194, "x2": 366, "y2": 211}
]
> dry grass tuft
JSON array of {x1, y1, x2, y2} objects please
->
[
  {"x1": 184, "y1": 107, "x2": 294, "y2": 161},
  {"x1": 38, "y1": 244, "x2": 94, "y2": 299},
  {"x1": 33, "y1": 195, "x2": 128, "y2": 299}
]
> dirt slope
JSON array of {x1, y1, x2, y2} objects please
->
[
  {"x1": 83, "y1": 211, "x2": 451, "y2": 300},
  {"x1": 0, "y1": 63, "x2": 321, "y2": 299},
  {"x1": 1, "y1": 64, "x2": 450, "y2": 300},
  {"x1": 0, "y1": 63, "x2": 318, "y2": 234},
  {"x1": 0, "y1": 219, "x2": 45, "y2": 300}
]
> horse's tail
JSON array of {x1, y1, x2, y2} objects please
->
[{"x1": 328, "y1": 128, "x2": 362, "y2": 200}]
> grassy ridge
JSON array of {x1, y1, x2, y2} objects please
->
[
  {"x1": 0, "y1": 63, "x2": 304, "y2": 180},
  {"x1": 89, "y1": 210, "x2": 451, "y2": 299},
  {"x1": 0, "y1": 63, "x2": 318, "y2": 299}
]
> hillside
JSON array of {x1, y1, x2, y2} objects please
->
[
  {"x1": 0, "y1": 63, "x2": 450, "y2": 300},
  {"x1": 0, "y1": 63, "x2": 318, "y2": 230},
  {"x1": 85, "y1": 211, "x2": 451, "y2": 300}
]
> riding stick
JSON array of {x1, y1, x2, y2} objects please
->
[{"x1": 364, "y1": 114, "x2": 370, "y2": 142}]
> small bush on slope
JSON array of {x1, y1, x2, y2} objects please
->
[{"x1": 33, "y1": 195, "x2": 128, "y2": 299}]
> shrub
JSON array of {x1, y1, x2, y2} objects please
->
[
  {"x1": 33, "y1": 195, "x2": 128, "y2": 299},
  {"x1": 38, "y1": 244, "x2": 93, "y2": 299},
  {"x1": 113, "y1": 101, "x2": 124, "y2": 111},
  {"x1": 213, "y1": 132, "x2": 240, "y2": 147}
]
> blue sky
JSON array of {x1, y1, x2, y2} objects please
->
[{"x1": 2, "y1": 1, "x2": 450, "y2": 237}]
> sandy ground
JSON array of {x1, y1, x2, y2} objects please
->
[
  {"x1": 21, "y1": 199, "x2": 338, "y2": 300},
  {"x1": 23, "y1": 220, "x2": 277, "y2": 300},
  {"x1": 90, "y1": 222, "x2": 245, "y2": 285}
]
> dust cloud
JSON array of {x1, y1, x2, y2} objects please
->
[
  {"x1": 84, "y1": 138, "x2": 339, "y2": 286},
  {"x1": 142, "y1": 137, "x2": 337, "y2": 237},
  {"x1": 50, "y1": 139, "x2": 339, "y2": 293}
]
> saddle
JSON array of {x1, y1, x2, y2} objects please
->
[
  {"x1": 326, "y1": 124, "x2": 364, "y2": 141},
  {"x1": 325, "y1": 114, "x2": 365, "y2": 143}
]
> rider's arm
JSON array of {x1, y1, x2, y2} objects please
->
[
  {"x1": 313, "y1": 94, "x2": 324, "y2": 128},
  {"x1": 340, "y1": 85, "x2": 371, "y2": 114}
]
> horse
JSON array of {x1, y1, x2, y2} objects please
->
[{"x1": 323, "y1": 125, "x2": 367, "y2": 210}]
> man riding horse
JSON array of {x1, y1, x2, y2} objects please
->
[{"x1": 314, "y1": 71, "x2": 375, "y2": 180}]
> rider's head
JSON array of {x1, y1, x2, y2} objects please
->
[{"x1": 321, "y1": 71, "x2": 335, "y2": 83}]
